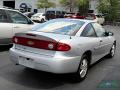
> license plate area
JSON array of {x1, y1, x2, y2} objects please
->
[{"x1": 19, "y1": 56, "x2": 34, "y2": 68}]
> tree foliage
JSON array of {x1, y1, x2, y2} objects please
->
[
  {"x1": 76, "y1": 0, "x2": 89, "y2": 14},
  {"x1": 60, "y1": 0, "x2": 89, "y2": 14},
  {"x1": 37, "y1": 0, "x2": 55, "y2": 12},
  {"x1": 60, "y1": 0, "x2": 77, "y2": 12},
  {"x1": 97, "y1": 0, "x2": 120, "y2": 21}
]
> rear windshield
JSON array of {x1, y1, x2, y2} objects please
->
[
  {"x1": 85, "y1": 14, "x2": 95, "y2": 20},
  {"x1": 32, "y1": 19, "x2": 85, "y2": 35}
]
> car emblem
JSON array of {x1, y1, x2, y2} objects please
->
[
  {"x1": 27, "y1": 41, "x2": 34, "y2": 45},
  {"x1": 48, "y1": 43, "x2": 54, "y2": 49}
]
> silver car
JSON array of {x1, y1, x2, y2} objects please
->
[{"x1": 10, "y1": 19, "x2": 116, "y2": 81}]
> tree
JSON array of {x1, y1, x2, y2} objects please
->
[
  {"x1": 60, "y1": 0, "x2": 89, "y2": 14},
  {"x1": 77, "y1": 0, "x2": 89, "y2": 15},
  {"x1": 37, "y1": 0, "x2": 55, "y2": 12},
  {"x1": 97, "y1": 0, "x2": 120, "y2": 21},
  {"x1": 60, "y1": 0, "x2": 77, "y2": 12}
]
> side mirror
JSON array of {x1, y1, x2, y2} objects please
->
[{"x1": 104, "y1": 32, "x2": 114, "y2": 36}]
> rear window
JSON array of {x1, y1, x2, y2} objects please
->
[
  {"x1": 32, "y1": 19, "x2": 85, "y2": 35},
  {"x1": 85, "y1": 14, "x2": 95, "y2": 20},
  {"x1": 96, "y1": 15, "x2": 101, "y2": 18}
]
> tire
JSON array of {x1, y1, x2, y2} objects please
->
[
  {"x1": 107, "y1": 43, "x2": 116, "y2": 58},
  {"x1": 74, "y1": 55, "x2": 89, "y2": 82},
  {"x1": 41, "y1": 19, "x2": 44, "y2": 23}
]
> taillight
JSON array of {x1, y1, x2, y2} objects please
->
[
  {"x1": 56, "y1": 43, "x2": 71, "y2": 51},
  {"x1": 72, "y1": 15, "x2": 77, "y2": 18},
  {"x1": 13, "y1": 36, "x2": 18, "y2": 43},
  {"x1": 12, "y1": 36, "x2": 71, "y2": 51}
]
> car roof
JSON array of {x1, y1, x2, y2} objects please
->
[
  {"x1": 0, "y1": 7, "x2": 19, "y2": 12},
  {"x1": 52, "y1": 18, "x2": 95, "y2": 24}
]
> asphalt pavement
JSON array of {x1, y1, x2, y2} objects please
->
[{"x1": 0, "y1": 25, "x2": 120, "y2": 90}]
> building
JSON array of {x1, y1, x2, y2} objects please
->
[
  {"x1": 0, "y1": 0, "x2": 66, "y2": 13},
  {"x1": 89, "y1": 0, "x2": 99, "y2": 14},
  {"x1": 0, "y1": 0, "x2": 99, "y2": 13}
]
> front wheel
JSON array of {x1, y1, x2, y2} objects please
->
[
  {"x1": 41, "y1": 19, "x2": 44, "y2": 23},
  {"x1": 107, "y1": 43, "x2": 116, "y2": 58},
  {"x1": 74, "y1": 55, "x2": 89, "y2": 82}
]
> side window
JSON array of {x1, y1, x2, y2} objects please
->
[
  {"x1": 56, "y1": 11, "x2": 61, "y2": 15},
  {"x1": 0, "y1": 9, "x2": 8, "y2": 23},
  {"x1": 50, "y1": 11, "x2": 55, "y2": 15},
  {"x1": 62, "y1": 11, "x2": 65, "y2": 15},
  {"x1": 8, "y1": 10, "x2": 28, "y2": 24},
  {"x1": 92, "y1": 23, "x2": 106, "y2": 37},
  {"x1": 81, "y1": 24, "x2": 96, "y2": 37}
]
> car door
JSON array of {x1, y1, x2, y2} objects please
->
[
  {"x1": 92, "y1": 23, "x2": 112, "y2": 57},
  {"x1": 0, "y1": 9, "x2": 13, "y2": 44},
  {"x1": 7, "y1": 10, "x2": 33, "y2": 36},
  {"x1": 80, "y1": 23, "x2": 102, "y2": 63}
]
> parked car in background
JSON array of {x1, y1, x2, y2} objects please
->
[
  {"x1": 0, "y1": 8, "x2": 34, "y2": 45},
  {"x1": 23, "y1": 12, "x2": 35, "y2": 18},
  {"x1": 31, "y1": 13, "x2": 46, "y2": 23},
  {"x1": 64, "y1": 12, "x2": 75, "y2": 18},
  {"x1": 10, "y1": 19, "x2": 116, "y2": 82},
  {"x1": 85, "y1": 14, "x2": 105, "y2": 25},
  {"x1": 71, "y1": 12, "x2": 85, "y2": 19},
  {"x1": 45, "y1": 10, "x2": 66, "y2": 20}
]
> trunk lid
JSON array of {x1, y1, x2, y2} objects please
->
[{"x1": 14, "y1": 31, "x2": 71, "y2": 56}]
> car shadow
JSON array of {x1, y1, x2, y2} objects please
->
[
  {"x1": 0, "y1": 64, "x2": 78, "y2": 89},
  {"x1": 89, "y1": 55, "x2": 113, "y2": 70},
  {"x1": 0, "y1": 45, "x2": 13, "y2": 52}
]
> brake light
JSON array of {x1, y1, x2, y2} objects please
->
[
  {"x1": 13, "y1": 36, "x2": 18, "y2": 43},
  {"x1": 56, "y1": 43, "x2": 71, "y2": 51},
  {"x1": 72, "y1": 15, "x2": 76, "y2": 17},
  {"x1": 12, "y1": 36, "x2": 71, "y2": 51}
]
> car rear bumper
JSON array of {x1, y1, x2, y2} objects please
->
[{"x1": 10, "y1": 48, "x2": 81, "y2": 74}]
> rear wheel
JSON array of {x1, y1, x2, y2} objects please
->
[{"x1": 74, "y1": 55, "x2": 89, "y2": 82}]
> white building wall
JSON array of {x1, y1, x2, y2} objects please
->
[
  {"x1": 0, "y1": 0, "x2": 99, "y2": 13},
  {"x1": 0, "y1": 0, "x2": 14, "y2": 8},
  {"x1": 15, "y1": 0, "x2": 67, "y2": 13},
  {"x1": 89, "y1": 0, "x2": 99, "y2": 14},
  {"x1": 15, "y1": 0, "x2": 37, "y2": 11},
  {"x1": 0, "y1": 0, "x2": 3, "y2": 7},
  {"x1": 37, "y1": 0, "x2": 69, "y2": 13}
]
